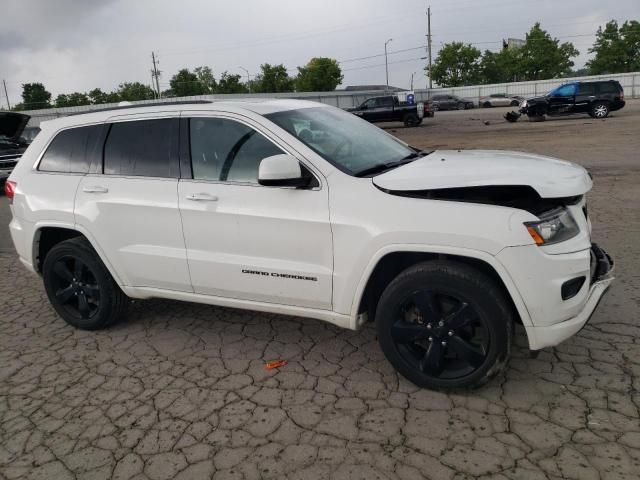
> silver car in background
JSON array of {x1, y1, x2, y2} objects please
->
[{"x1": 479, "y1": 93, "x2": 522, "y2": 108}]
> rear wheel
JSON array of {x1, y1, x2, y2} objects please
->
[
  {"x1": 510, "y1": 100, "x2": 520, "y2": 106},
  {"x1": 482, "y1": 102, "x2": 492, "y2": 108},
  {"x1": 457, "y1": 102, "x2": 466, "y2": 110},
  {"x1": 376, "y1": 261, "x2": 512, "y2": 390},
  {"x1": 43, "y1": 237, "x2": 128, "y2": 330},
  {"x1": 403, "y1": 113, "x2": 421, "y2": 127},
  {"x1": 590, "y1": 102, "x2": 609, "y2": 118}
]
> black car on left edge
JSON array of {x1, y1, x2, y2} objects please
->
[
  {"x1": 520, "y1": 80, "x2": 625, "y2": 120},
  {"x1": 1, "y1": 112, "x2": 31, "y2": 184}
]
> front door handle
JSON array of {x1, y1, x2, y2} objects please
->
[
  {"x1": 83, "y1": 186, "x2": 109, "y2": 194},
  {"x1": 186, "y1": 193, "x2": 218, "y2": 202}
]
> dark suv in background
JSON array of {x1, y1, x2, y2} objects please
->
[{"x1": 520, "y1": 80, "x2": 625, "y2": 120}]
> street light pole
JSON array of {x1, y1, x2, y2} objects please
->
[
  {"x1": 384, "y1": 38, "x2": 393, "y2": 91},
  {"x1": 239, "y1": 66, "x2": 251, "y2": 92},
  {"x1": 410, "y1": 72, "x2": 416, "y2": 90}
]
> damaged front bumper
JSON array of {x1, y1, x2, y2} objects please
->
[
  {"x1": 497, "y1": 242, "x2": 614, "y2": 351},
  {"x1": 528, "y1": 243, "x2": 614, "y2": 350}
]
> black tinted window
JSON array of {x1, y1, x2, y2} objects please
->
[
  {"x1": 190, "y1": 118, "x2": 283, "y2": 183},
  {"x1": 598, "y1": 82, "x2": 620, "y2": 94},
  {"x1": 379, "y1": 97, "x2": 394, "y2": 107},
  {"x1": 578, "y1": 83, "x2": 596, "y2": 95},
  {"x1": 104, "y1": 119, "x2": 175, "y2": 177},
  {"x1": 38, "y1": 125, "x2": 100, "y2": 173}
]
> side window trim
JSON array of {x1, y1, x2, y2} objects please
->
[{"x1": 181, "y1": 113, "x2": 322, "y2": 189}]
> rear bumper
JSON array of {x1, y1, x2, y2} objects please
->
[{"x1": 527, "y1": 243, "x2": 614, "y2": 350}]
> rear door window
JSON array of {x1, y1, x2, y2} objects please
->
[
  {"x1": 38, "y1": 125, "x2": 101, "y2": 173},
  {"x1": 103, "y1": 119, "x2": 177, "y2": 178},
  {"x1": 577, "y1": 83, "x2": 596, "y2": 95},
  {"x1": 189, "y1": 118, "x2": 283, "y2": 183}
]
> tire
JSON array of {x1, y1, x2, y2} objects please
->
[
  {"x1": 457, "y1": 102, "x2": 465, "y2": 110},
  {"x1": 591, "y1": 102, "x2": 609, "y2": 118},
  {"x1": 431, "y1": 103, "x2": 439, "y2": 112},
  {"x1": 403, "y1": 113, "x2": 420, "y2": 127},
  {"x1": 42, "y1": 237, "x2": 128, "y2": 330},
  {"x1": 482, "y1": 102, "x2": 492, "y2": 108},
  {"x1": 528, "y1": 113, "x2": 545, "y2": 122},
  {"x1": 376, "y1": 260, "x2": 512, "y2": 390},
  {"x1": 510, "y1": 100, "x2": 520, "y2": 107}
]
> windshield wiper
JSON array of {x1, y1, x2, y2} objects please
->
[{"x1": 355, "y1": 150, "x2": 432, "y2": 177}]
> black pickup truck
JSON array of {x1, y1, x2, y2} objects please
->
[{"x1": 348, "y1": 95, "x2": 433, "y2": 127}]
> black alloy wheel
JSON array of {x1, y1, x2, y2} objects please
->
[
  {"x1": 43, "y1": 237, "x2": 128, "y2": 330},
  {"x1": 376, "y1": 261, "x2": 512, "y2": 390},
  {"x1": 390, "y1": 289, "x2": 489, "y2": 380},
  {"x1": 50, "y1": 255, "x2": 101, "y2": 320}
]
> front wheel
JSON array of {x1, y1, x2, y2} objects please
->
[
  {"x1": 457, "y1": 102, "x2": 466, "y2": 110},
  {"x1": 510, "y1": 100, "x2": 520, "y2": 106},
  {"x1": 376, "y1": 261, "x2": 512, "y2": 390},
  {"x1": 43, "y1": 237, "x2": 128, "y2": 330}
]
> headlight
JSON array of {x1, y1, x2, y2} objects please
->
[{"x1": 524, "y1": 208, "x2": 579, "y2": 245}]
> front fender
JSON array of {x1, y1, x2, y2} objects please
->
[{"x1": 348, "y1": 243, "x2": 533, "y2": 330}]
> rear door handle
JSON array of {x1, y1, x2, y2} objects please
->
[
  {"x1": 83, "y1": 186, "x2": 109, "y2": 193},
  {"x1": 186, "y1": 193, "x2": 218, "y2": 202}
]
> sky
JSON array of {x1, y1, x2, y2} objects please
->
[{"x1": 1, "y1": 0, "x2": 639, "y2": 109}]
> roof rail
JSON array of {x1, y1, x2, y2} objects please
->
[{"x1": 68, "y1": 100, "x2": 212, "y2": 116}]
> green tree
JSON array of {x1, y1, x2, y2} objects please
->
[
  {"x1": 517, "y1": 23, "x2": 579, "y2": 80},
  {"x1": 194, "y1": 66, "x2": 217, "y2": 93},
  {"x1": 116, "y1": 82, "x2": 155, "y2": 101},
  {"x1": 21, "y1": 83, "x2": 52, "y2": 110},
  {"x1": 217, "y1": 72, "x2": 248, "y2": 93},
  {"x1": 170, "y1": 68, "x2": 208, "y2": 97},
  {"x1": 587, "y1": 20, "x2": 640, "y2": 74},
  {"x1": 479, "y1": 49, "x2": 520, "y2": 84},
  {"x1": 253, "y1": 64, "x2": 295, "y2": 93},
  {"x1": 430, "y1": 42, "x2": 482, "y2": 87},
  {"x1": 88, "y1": 88, "x2": 121, "y2": 105},
  {"x1": 55, "y1": 92, "x2": 90, "y2": 108},
  {"x1": 296, "y1": 57, "x2": 343, "y2": 91}
]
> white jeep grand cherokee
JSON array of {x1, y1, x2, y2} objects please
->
[{"x1": 5, "y1": 100, "x2": 614, "y2": 389}]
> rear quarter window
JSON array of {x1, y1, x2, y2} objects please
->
[
  {"x1": 598, "y1": 82, "x2": 621, "y2": 94},
  {"x1": 38, "y1": 125, "x2": 101, "y2": 173}
]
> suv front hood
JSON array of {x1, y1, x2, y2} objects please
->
[
  {"x1": 372, "y1": 150, "x2": 592, "y2": 198},
  {"x1": 0, "y1": 112, "x2": 30, "y2": 141}
]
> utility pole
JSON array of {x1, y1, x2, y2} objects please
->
[
  {"x1": 239, "y1": 66, "x2": 251, "y2": 92},
  {"x1": 384, "y1": 38, "x2": 393, "y2": 91},
  {"x1": 410, "y1": 72, "x2": 416, "y2": 90},
  {"x1": 426, "y1": 5, "x2": 433, "y2": 89},
  {"x1": 2, "y1": 79, "x2": 10, "y2": 110},
  {"x1": 151, "y1": 52, "x2": 162, "y2": 99}
]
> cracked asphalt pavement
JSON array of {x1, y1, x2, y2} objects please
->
[{"x1": 1, "y1": 102, "x2": 639, "y2": 479}]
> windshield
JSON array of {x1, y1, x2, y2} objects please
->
[{"x1": 265, "y1": 107, "x2": 417, "y2": 176}]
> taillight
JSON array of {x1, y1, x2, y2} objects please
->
[
  {"x1": 424, "y1": 103, "x2": 429, "y2": 113},
  {"x1": 4, "y1": 180, "x2": 16, "y2": 204}
]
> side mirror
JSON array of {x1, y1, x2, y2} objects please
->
[{"x1": 258, "y1": 154, "x2": 310, "y2": 188}]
